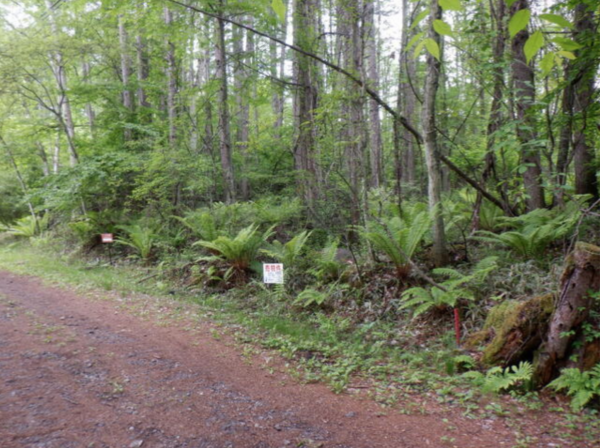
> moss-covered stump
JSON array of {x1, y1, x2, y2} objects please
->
[
  {"x1": 533, "y1": 242, "x2": 600, "y2": 387},
  {"x1": 467, "y1": 295, "x2": 555, "y2": 366}
]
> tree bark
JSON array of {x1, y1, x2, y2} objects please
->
[
  {"x1": 365, "y1": 0, "x2": 382, "y2": 188},
  {"x1": 534, "y1": 243, "x2": 600, "y2": 387},
  {"x1": 119, "y1": 15, "x2": 133, "y2": 141},
  {"x1": 572, "y1": 3, "x2": 599, "y2": 200},
  {"x1": 82, "y1": 61, "x2": 96, "y2": 134},
  {"x1": 164, "y1": 7, "x2": 177, "y2": 147},
  {"x1": 292, "y1": 0, "x2": 319, "y2": 205},
  {"x1": 215, "y1": 0, "x2": 236, "y2": 203},
  {"x1": 44, "y1": 0, "x2": 78, "y2": 168},
  {"x1": 422, "y1": 0, "x2": 448, "y2": 266},
  {"x1": 233, "y1": 18, "x2": 251, "y2": 200},
  {"x1": 510, "y1": 0, "x2": 545, "y2": 211}
]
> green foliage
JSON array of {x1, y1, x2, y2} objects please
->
[
  {"x1": 474, "y1": 202, "x2": 581, "y2": 258},
  {"x1": 295, "y1": 283, "x2": 346, "y2": 308},
  {"x1": 174, "y1": 210, "x2": 221, "y2": 241},
  {"x1": 195, "y1": 224, "x2": 275, "y2": 273},
  {"x1": 310, "y1": 238, "x2": 348, "y2": 282},
  {"x1": 360, "y1": 203, "x2": 431, "y2": 277},
  {"x1": 1, "y1": 214, "x2": 48, "y2": 238},
  {"x1": 464, "y1": 361, "x2": 534, "y2": 394},
  {"x1": 261, "y1": 230, "x2": 311, "y2": 267},
  {"x1": 548, "y1": 364, "x2": 600, "y2": 412},
  {"x1": 117, "y1": 224, "x2": 158, "y2": 261},
  {"x1": 400, "y1": 257, "x2": 497, "y2": 317}
]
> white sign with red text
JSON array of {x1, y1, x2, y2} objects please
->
[
  {"x1": 101, "y1": 233, "x2": 114, "y2": 243},
  {"x1": 263, "y1": 263, "x2": 284, "y2": 284}
]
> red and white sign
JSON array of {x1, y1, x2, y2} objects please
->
[
  {"x1": 101, "y1": 233, "x2": 114, "y2": 243},
  {"x1": 263, "y1": 263, "x2": 284, "y2": 284}
]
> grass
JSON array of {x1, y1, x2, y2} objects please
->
[{"x1": 1, "y1": 241, "x2": 599, "y2": 447}]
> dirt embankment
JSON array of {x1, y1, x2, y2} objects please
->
[{"x1": 0, "y1": 271, "x2": 584, "y2": 448}]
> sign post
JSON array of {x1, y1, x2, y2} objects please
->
[
  {"x1": 263, "y1": 263, "x2": 284, "y2": 285},
  {"x1": 101, "y1": 233, "x2": 114, "y2": 265}
]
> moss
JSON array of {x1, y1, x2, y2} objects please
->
[{"x1": 481, "y1": 294, "x2": 555, "y2": 366}]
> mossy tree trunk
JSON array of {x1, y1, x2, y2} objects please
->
[{"x1": 533, "y1": 243, "x2": 600, "y2": 386}]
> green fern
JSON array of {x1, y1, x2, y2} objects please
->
[
  {"x1": 2, "y1": 215, "x2": 48, "y2": 238},
  {"x1": 195, "y1": 224, "x2": 274, "y2": 272},
  {"x1": 400, "y1": 257, "x2": 497, "y2": 317},
  {"x1": 464, "y1": 361, "x2": 533, "y2": 394},
  {"x1": 548, "y1": 364, "x2": 600, "y2": 412},
  {"x1": 310, "y1": 239, "x2": 348, "y2": 282},
  {"x1": 474, "y1": 202, "x2": 581, "y2": 258},
  {"x1": 116, "y1": 224, "x2": 158, "y2": 261},
  {"x1": 174, "y1": 211, "x2": 221, "y2": 241},
  {"x1": 360, "y1": 207, "x2": 431, "y2": 277},
  {"x1": 261, "y1": 230, "x2": 311, "y2": 267}
]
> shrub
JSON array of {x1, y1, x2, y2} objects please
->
[
  {"x1": 261, "y1": 230, "x2": 311, "y2": 267},
  {"x1": 117, "y1": 224, "x2": 158, "y2": 262}
]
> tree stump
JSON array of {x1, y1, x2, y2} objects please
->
[{"x1": 533, "y1": 242, "x2": 600, "y2": 387}]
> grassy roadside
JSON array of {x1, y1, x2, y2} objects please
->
[{"x1": 1, "y1": 241, "x2": 599, "y2": 447}]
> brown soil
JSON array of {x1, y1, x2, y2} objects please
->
[{"x1": 0, "y1": 271, "x2": 593, "y2": 448}]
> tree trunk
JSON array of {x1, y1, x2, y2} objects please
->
[
  {"x1": 510, "y1": 0, "x2": 545, "y2": 211},
  {"x1": 473, "y1": 0, "x2": 507, "y2": 228},
  {"x1": 292, "y1": 0, "x2": 319, "y2": 206},
  {"x1": 119, "y1": 15, "x2": 133, "y2": 141},
  {"x1": 215, "y1": 0, "x2": 236, "y2": 203},
  {"x1": 534, "y1": 243, "x2": 600, "y2": 387},
  {"x1": 399, "y1": 0, "x2": 418, "y2": 189},
  {"x1": 45, "y1": 0, "x2": 78, "y2": 168},
  {"x1": 365, "y1": 0, "x2": 382, "y2": 188},
  {"x1": 82, "y1": 61, "x2": 96, "y2": 134},
  {"x1": 164, "y1": 8, "x2": 177, "y2": 147},
  {"x1": 572, "y1": 3, "x2": 599, "y2": 200},
  {"x1": 233, "y1": 19, "x2": 251, "y2": 200},
  {"x1": 136, "y1": 34, "x2": 151, "y2": 111},
  {"x1": 422, "y1": 0, "x2": 448, "y2": 266}
]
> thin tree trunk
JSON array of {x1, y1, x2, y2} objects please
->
[
  {"x1": 365, "y1": 0, "x2": 382, "y2": 188},
  {"x1": 422, "y1": 0, "x2": 448, "y2": 266},
  {"x1": 233, "y1": 18, "x2": 251, "y2": 200},
  {"x1": 164, "y1": 7, "x2": 177, "y2": 147},
  {"x1": 136, "y1": 34, "x2": 151, "y2": 111},
  {"x1": 572, "y1": 3, "x2": 599, "y2": 200},
  {"x1": 119, "y1": 15, "x2": 133, "y2": 141},
  {"x1": 82, "y1": 61, "x2": 96, "y2": 134},
  {"x1": 215, "y1": 0, "x2": 236, "y2": 203},
  {"x1": 510, "y1": 0, "x2": 545, "y2": 210},
  {"x1": 400, "y1": 0, "x2": 417, "y2": 189},
  {"x1": 45, "y1": 0, "x2": 78, "y2": 168}
]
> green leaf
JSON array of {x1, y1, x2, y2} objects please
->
[
  {"x1": 433, "y1": 19, "x2": 454, "y2": 36},
  {"x1": 509, "y1": 9, "x2": 531, "y2": 38},
  {"x1": 505, "y1": 0, "x2": 519, "y2": 7},
  {"x1": 413, "y1": 39, "x2": 427, "y2": 59},
  {"x1": 540, "y1": 52, "x2": 554, "y2": 75},
  {"x1": 410, "y1": 9, "x2": 429, "y2": 32},
  {"x1": 271, "y1": 0, "x2": 286, "y2": 23},
  {"x1": 558, "y1": 50, "x2": 576, "y2": 60},
  {"x1": 406, "y1": 31, "x2": 424, "y2": 52},
  {"x1": 524, "y1": 30, "x2": 543, "y2": 63},
  {"x1": 439, "y1": 0, "x2": 463, "y2": 11},
  {"x1": 424, "y1": 38, "x2": 441, "y2": 60},
  {"x1": 552, "y1": 37, "x2": 583, "y2": 51},
  {"x1": 539, "y1": 13, "x2": 573, "y2": 30}
]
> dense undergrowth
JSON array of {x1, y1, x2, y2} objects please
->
[{"x1": 2, "y1": 191, "x2": 600, "y2": 425}]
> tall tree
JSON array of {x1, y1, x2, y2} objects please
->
[
  {"x1": 422, "y1": 0, "x2": 448, "y2": 266},
  {"x1": 510, "y1": 0, "x2": 545, "y2": 210},
  {"x1": 215, "y1": 0, "x2": 236, "y2": 203}
]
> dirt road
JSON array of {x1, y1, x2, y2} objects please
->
[{"x1": 0, "y1": 271, "x2": 584, "y2": 448}]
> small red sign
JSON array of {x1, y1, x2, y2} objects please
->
[{"x1": 101, "y1": 233, "x2": 114, "y2": 243}]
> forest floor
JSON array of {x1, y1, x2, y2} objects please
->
[{"x1": 0, "y1": 258, "x2": 598, "y2": 447}]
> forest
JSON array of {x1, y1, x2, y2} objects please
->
[{"x1": 0, "y1": 0, "x2": 599, "y2": 427}]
